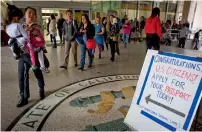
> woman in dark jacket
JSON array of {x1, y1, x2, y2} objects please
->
[
  {"x1": 78, "y1": 14, "x2": 95, "y2": 71},
  {"x1": 107, "y1": 15, "x2": 120, "y2": 62}
]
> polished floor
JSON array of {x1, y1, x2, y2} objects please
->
[{"x1": 1, "y1": 41, "x2": 202, "y2": 131}]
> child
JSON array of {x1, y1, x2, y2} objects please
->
[
  {"x1": 6, "y1": 4, "x2": 49, "y2": 73},
  {"x1": 122, "y1": 19, "x2": 132, "y2": 48},
  {"x1": 6, "y1": 3, "x2": 27, "y2": 60},
  {"x1": 94, "y1": 17, "x2": 105, "y2": 59}
]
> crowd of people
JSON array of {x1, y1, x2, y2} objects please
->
[{"x1": 5, "y1": 3, "x2": 202, "y2": 108}]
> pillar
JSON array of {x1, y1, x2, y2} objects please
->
[
  {"x1": 36, "y1": 7, "x2": 43, "y2": 34},
  {"x1": 181, "y1": 1, "x2": 191, "y2": 23}
]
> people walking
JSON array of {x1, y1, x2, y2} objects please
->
[
  {"x1": 145, "y1": 7, "x2": 162, "y2": 51},
  {"x1": 46, "y1": 17, "x2": 52, "y2": 42},
  {"x1": 60, "y1": 10, "x2": 78, "y2": 69},
  {"x1": 122, "y1": 18, "x2": 132, "y2": 48},
  {"x1": 57, "y1": 13, "x2": 65, "y2": 44},
  {"x1": 94, "y1": 16, "x2": 105, "y2": 59},
  {"x1": 102, "y1": 17, "x2": 108, "y2": 50},
  {"x1": 78, "y1": 14, "x2": 95, "y2": 71},
  {"x1": 49, "y1": 15, "x2": 57, "y2": 48},
  {"x1": 107, "y1": 15, "x2": 120, "y2": 62}
]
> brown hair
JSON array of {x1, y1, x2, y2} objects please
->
[
  {"x1": 95, "y1": 16, "x2": 101, "y2": 24},
  {"x1": 66, "y1": 10, "x2": 72, "y2": 14}
]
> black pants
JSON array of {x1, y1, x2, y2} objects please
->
[
  {"x1": 104, "y1": 35, "x2": 109, "y2": 50},
  {"x1": 58, "y1": 29, "x2": 63, "y2": 42},
  {"x1": 165, "y1": 38, "x2": 171, "y2": 46},
  {"x1": 146, "y1": 34, "x2": 160, "y2": 51},
  {"x1": 179, "y1": 37, "x2": 186, "y2": 48},
  {"x1": 18, "y1": 54, "x2": 45, "y2": 99},
  {"x1": 109, "y1": 39, "x2": 120, "y2": 59},
  {"x1": 50, "y1": 34, "x2": 57, "y2": 48}
]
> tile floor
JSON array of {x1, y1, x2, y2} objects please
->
[{"x1": 1, "y1": 41, "x2": 202, "y2": 130}]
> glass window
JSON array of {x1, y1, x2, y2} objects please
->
[
  {"x1": 167, "y1": 1, "x2": 177, "y2": 13},
  {"x1": 166, "y1": 1, "x2": 177, "y2": 21},
  {"x1": 103, "y1": 1, "x2": 111, "y2": 15},
  {"x1": 138, "y1": 1, "x2": 153, "y2": 19}
]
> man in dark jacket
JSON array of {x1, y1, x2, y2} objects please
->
[
  {"x1": 60, "y1": 10, "x2": 78, "y2": 69},
  {"x1": 57, "y1": 13, "x2": 65, "y2": 44}
]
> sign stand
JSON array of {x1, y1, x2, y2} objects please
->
[{"x1": 193, "y1": 101, "x2": 201, "y2": 130}]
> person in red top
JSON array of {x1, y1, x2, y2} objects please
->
[{"x1": 145, "y1": 7, "x2": 162, "y2": 51}]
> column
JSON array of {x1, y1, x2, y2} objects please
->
[
  {"x1": 36, "y1": 7, "x2": 43, "y2": 28},
  {"x1": 181, "y1": 1, "x2": 191, "y2": 23}
]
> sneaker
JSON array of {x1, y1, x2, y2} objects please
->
[
  {"x1": 31, "y1": 65, "x2": 37, "y2": 71},
  {"x1": 88, "y1": 65, "x2": 92, "y2": 68},
  {"x1": 110, "y1": 57, "x2": 114, "y2": 62},
  {"x1": 78, "y1": 67, "x2": 84, "y2": 71},
  {"x1": 40, "y1": 67, "x2": 50, "y2": 73},
  {"x1": 60, "y1": 65, "x2": 67, "y2": 69}
]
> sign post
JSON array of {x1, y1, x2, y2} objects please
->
[{"x1": 124, "y1": 50, "x2": 202, "y2": 131}]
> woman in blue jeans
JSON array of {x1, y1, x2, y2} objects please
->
[{"x1": 78, "y1": 14, "x2": 95, "y2": 71}]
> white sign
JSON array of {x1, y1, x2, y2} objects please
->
[{"x1": 125, "y1": 50, "x2": 202, "y2": 131}]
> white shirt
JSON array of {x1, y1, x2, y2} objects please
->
[
  {"x1": 179, "y1": 27, "x2": 191, "y2": 38},
  {"x1": 6, "y1": 23, "x2": 28, "y2": 46}
]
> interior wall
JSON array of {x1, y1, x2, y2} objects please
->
[{"x1": 192, "y1": 1, "x2": 202, "y2": 30}]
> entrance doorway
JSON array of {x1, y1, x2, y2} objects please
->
[{"x1": 42, "y1": 8, "x2": 67, "y2": 43}]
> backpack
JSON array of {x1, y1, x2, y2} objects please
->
[
  {"x1": 27, "y1": 24, "x2": 45, "y2": 48},
  {"x1": 8, "y1": 34, "x2": 23, "y2": 57}
]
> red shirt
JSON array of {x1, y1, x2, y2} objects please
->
[{"x1": 145, "y1": 16, "x2": 162, "y2": 39}]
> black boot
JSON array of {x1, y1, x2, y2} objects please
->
[
  {"x1": 16, "y1": 94, "x2": 26, "y2": 107},
  {"x1": 40, "y1": 92, "x2": 45, "y2": 100}
]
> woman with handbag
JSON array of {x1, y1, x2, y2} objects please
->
[
  {"x1": 49, "y1": 15, "x2": 57, "y2": 48},
  {"x1": 78, "y1": 14, "x2": 95, "y2": 71},
  {"x1": 107, "y1": 15, "x2": 120, "y2": 62}
]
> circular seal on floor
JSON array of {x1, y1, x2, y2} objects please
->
[{"x1": 9, "y1": 75, "x2": 139, "y2": 131}]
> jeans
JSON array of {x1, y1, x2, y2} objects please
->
[
  {"x1": 51, "y1": 34, "x2": 57, "y2": 48},
  {"x1": 80, "y1": 44, "x2": 93, "y2": 69},
  {"x1": 122, "y1": 34, "x2": 130, "y2": 45},
  {"x1": 194, "y1": 39, "x2": 199, "y2": 49},
  {"x1": 18, "y1": 54, "x2": 45, "y2": 99}
]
